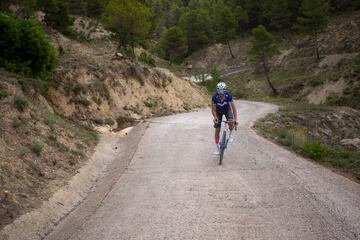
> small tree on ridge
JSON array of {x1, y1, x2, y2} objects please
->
[{"x1": 249, "y1": 25, "x2": 279, "y2": 95}]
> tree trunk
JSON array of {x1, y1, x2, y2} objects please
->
[
  {"x1": 314, "y1": 32, "x2": 320, "y2": 61},
  {"x1": 262, "y1": 55, "x2": 278, "y2": 95},
  {"x1": 227, "y1": 41, "x2": 235, "y2": 59}
]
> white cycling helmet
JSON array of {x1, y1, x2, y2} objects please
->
[{"x1": 216, "y1": 82, "x2": 227, "y2": 92}]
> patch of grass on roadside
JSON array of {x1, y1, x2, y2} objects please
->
[
  {"x1": 76, "y1": 125, "x2": 99, "y2": 145},
  {"x1": 254, "y1": 101, "x2": 360, "y2": 181}
]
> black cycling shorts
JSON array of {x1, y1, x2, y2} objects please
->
[{"x1": 214, "y1": 109, "x2": 234, "y2": 128}]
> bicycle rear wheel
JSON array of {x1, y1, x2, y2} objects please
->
[{"x1": 219, "y1": 130, "x2": 227, "y2": 165}]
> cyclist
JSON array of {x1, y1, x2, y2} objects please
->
[{"x1": 212, "y1": 82, "x2": 237, "y2": 155}]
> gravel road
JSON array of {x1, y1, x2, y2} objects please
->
[{"x1": 46, "y1": 101, "x2": 360, "y2": 240}]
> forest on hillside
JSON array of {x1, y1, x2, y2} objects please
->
[{"x1": 1, "y1": 0, "x2": 360, "y2": 69}]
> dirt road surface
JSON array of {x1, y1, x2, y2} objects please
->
[{"x1": 47, "y1": 101, "x2": 360, "y2": 240}]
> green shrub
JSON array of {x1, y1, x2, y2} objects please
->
[
  {"x1": 138, "y1": 52, "x2": 156, "y2": 67},
  {"x1": 48, "y1": 134, "x2": 57, "y2": 141},
  {"x1": 72, "y1": 84, "x2": 83, "y2": 94},
  {"x1": 76, "y1": 125, "x2": 98, "y2": 145},
  {"x1": 94, "y1": 118, "x2": 104, "y2": 125},
  {"x1": 14, "y1": 96, "x2": 28, "y2": 112},
  {"x1": 0, "y1": 13, "x2": 56, "y2": 79},
  {"x1": 122, "y1": 45, "x2": 136, "y2": 59},
  {"x1": 92, "y1": 96, "x2": 102, "y2": 105},
  {"x1": 302, "y1": 142, "x2": 329, "y2": 160},
  {"x1": 309, "y1": 78, "x2": 323, "y2": 87},
  {"x1": 329, "y1": 159, "x2": 346, "y2": 168},
  {"x1": 58, "y1": 46, "x2": 65, "y2": 56},
  {"x1": 104, "y1": 118, "x2": 115, "y2": 126},
  {"x1": 31, "y1": 141, "x2": 43, "y2": 156},
  {"x1": 275, "y1": 128, "x2": 288, "y2": 139},
  {"x1": 144, "y1": 99, "x2": 155, "y2": 108},
  {"x1": 40, "y1": 0, "x2": 74, "y2": 33},
  {"x1": 18, "y1": 146, "x2": 29, "y2": 159},
  {"x1": 79, "y1": 98, "x2": 91, "y2": 106},
  {"x1": 0, "y1": 89, "x2": 8, "y2": 100},
  {"x1": 12, "y1": 119, "x2": 23, "y2": 128},
  {"x1": 43, "y1": 113, "x2": 58, "y2": 127},
  {"x1": 18, "y1": 79, "x2": 30, "y2": 93}
]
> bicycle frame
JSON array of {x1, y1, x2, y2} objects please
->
[{"x1": 219, "y1": 120, "x2": 236, "y2": 165}]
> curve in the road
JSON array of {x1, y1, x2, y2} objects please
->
[{"x1": 46, "y1": 101, "x2": 360, "y2": 240}]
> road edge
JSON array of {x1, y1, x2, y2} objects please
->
[{"x1": 0, "y1": 122, "x2": 148, "y2": 240}]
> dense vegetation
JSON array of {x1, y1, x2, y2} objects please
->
[
  {"x1": 2, "y1": 0, "x2": 359, "y2": 65},
  {"x1": 144, "y1": 0, "x2": 359, "y2": 61},
  {"x1": 0, "y1": 13, "x2": 56, "y2": 80}
]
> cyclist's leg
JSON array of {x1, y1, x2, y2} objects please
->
[
  {"x1": 214, "y1": 113, "x2": 223, "y2": 144},
  {"x1": 225, "y1": 109, "x2": 235, "y2": 142},
  {"x1": 225, "y1": 109, "x2": 234, "y2": 130}
]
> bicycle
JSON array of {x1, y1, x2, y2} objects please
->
[{"x1": 219, "y1": 120, "x2": 237, "y2": 165}]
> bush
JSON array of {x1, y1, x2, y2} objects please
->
[
  {"x1": 31, "y1": 141, "x2": 44, "y2": 156},
  {"x1": 12, "y1": 119, "x2": 23, "y2": 128},
  {"x1": 309, "y1": 78, "x2": 323, "y2": 87},
  {"x1": 144, "y1": 99, "x2": 155, "y2": 108},
  {"x1": 121, "y1": 45, "x2": 136, "y2": 59},
  {"x1": 0, "y1": 13, "x2": 56, "y2": 79},
  {"x1": 0, "y1": 89, "x2": 8, "y2": 100},
  {"x1": 275, "y1": 128, "x2": 288, "y2": 139},
  {"x1": 78, "y1": 98, "x2": 91, "y2": 106},
  {"x1": 14, "y1": 96, "x2": 28, "y2": 112},
  {"x1": 302, "y1": 142, "x2": 329, "y2": 160},
  {"x1": 18, "y1": 79, "x2": 30, "y2": 93},
  {"x1": 43, "y1": 113, "x2": 58, "y2": 127},
  {"x1": 48, "y1": 134, "x2": 57, "y2": 141},
  {"x1": 329, "y1": 159, "x2": 346, "y2": 168},
  {"x1": 94, "y1": 118, "x2": 104, "y2": 125},
  {"x1": 40, "y1": 0, "x2": 74, "y2": 33},
  {"x1": 104, "y1": 118, "x2": 115, "y2": 126},
  {"x1": 138, "y1": 52, "x2": 156, "y2": 67}
]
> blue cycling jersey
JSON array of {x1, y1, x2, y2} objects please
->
[{"x1": 212, "y1": 92, "x2": 233, "y2": 113}]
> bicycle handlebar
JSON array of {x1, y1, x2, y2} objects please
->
[{"x1": 221, "y1": 120, "x2": 238, "y2": 130}]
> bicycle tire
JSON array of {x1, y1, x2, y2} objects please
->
[{"x1": 219, "y1": 130, "x2": 227, "y2": 165}]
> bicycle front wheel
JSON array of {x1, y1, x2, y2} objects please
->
[{"x1": 219, "y1": 130, "x2": 227, "y2": 165}]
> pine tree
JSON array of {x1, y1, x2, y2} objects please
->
[
  {"x1": 39, "y1": 0, "x2": 74, "y2": 33},
  {"x1": 249, "y1": 25, "x2": 279, "y2": 95},
  {"x1": 266, "y1": 0, "x2": 292, "y2": 31},
  {"x1": 103, "y1": 0, "x2": 153, "y2": 51},
  {"x1": 86, "y1": 0, "x2": 109, "y2": 17},
  {"x1": 296, "y1": 0, "x2": 329, "y2": 60},
  {"x1": 68, "y1": 0, "x2": 87, "y2": 15},
  {"x1": 179, "y1": 9, "x2": 212, "y2": 53},
  {"x1": 213, "y1": 5, "x2": 238, "y2": 58},
  {"x1": 233, "y1": 5, "x2": 249, "y2": 35},
  {"x1": 161, "y1": 26, "x2": 188, "y2": 63}
]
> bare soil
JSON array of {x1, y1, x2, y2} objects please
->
[{"x1": 0, "y1": 70, "x2": 98, "y2": 229}]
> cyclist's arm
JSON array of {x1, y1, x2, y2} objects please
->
[
  {"x1": 212, "y1": 103, "x2": 217, "y2": 119},
  {"x1": 230, "y1": 102, "x2": 237, "y2": 122}
]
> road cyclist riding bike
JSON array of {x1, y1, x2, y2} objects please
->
[{"x1": 212, "y1": 82, "x2": 238, "y2": 155}]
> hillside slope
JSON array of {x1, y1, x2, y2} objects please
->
[
  {"x1": 49, "y1": 27, "x2": 208, "y2": 127},
  {"x1": 220, "y1": 12, "x2": 360, "y2": 107},
  {"x1": 0, "y1": 21, "x2": 208, "y2": 230}
]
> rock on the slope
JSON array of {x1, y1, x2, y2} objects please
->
[{"x1": 340, "y1": 138, "x2": 360, "y2": 150}]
